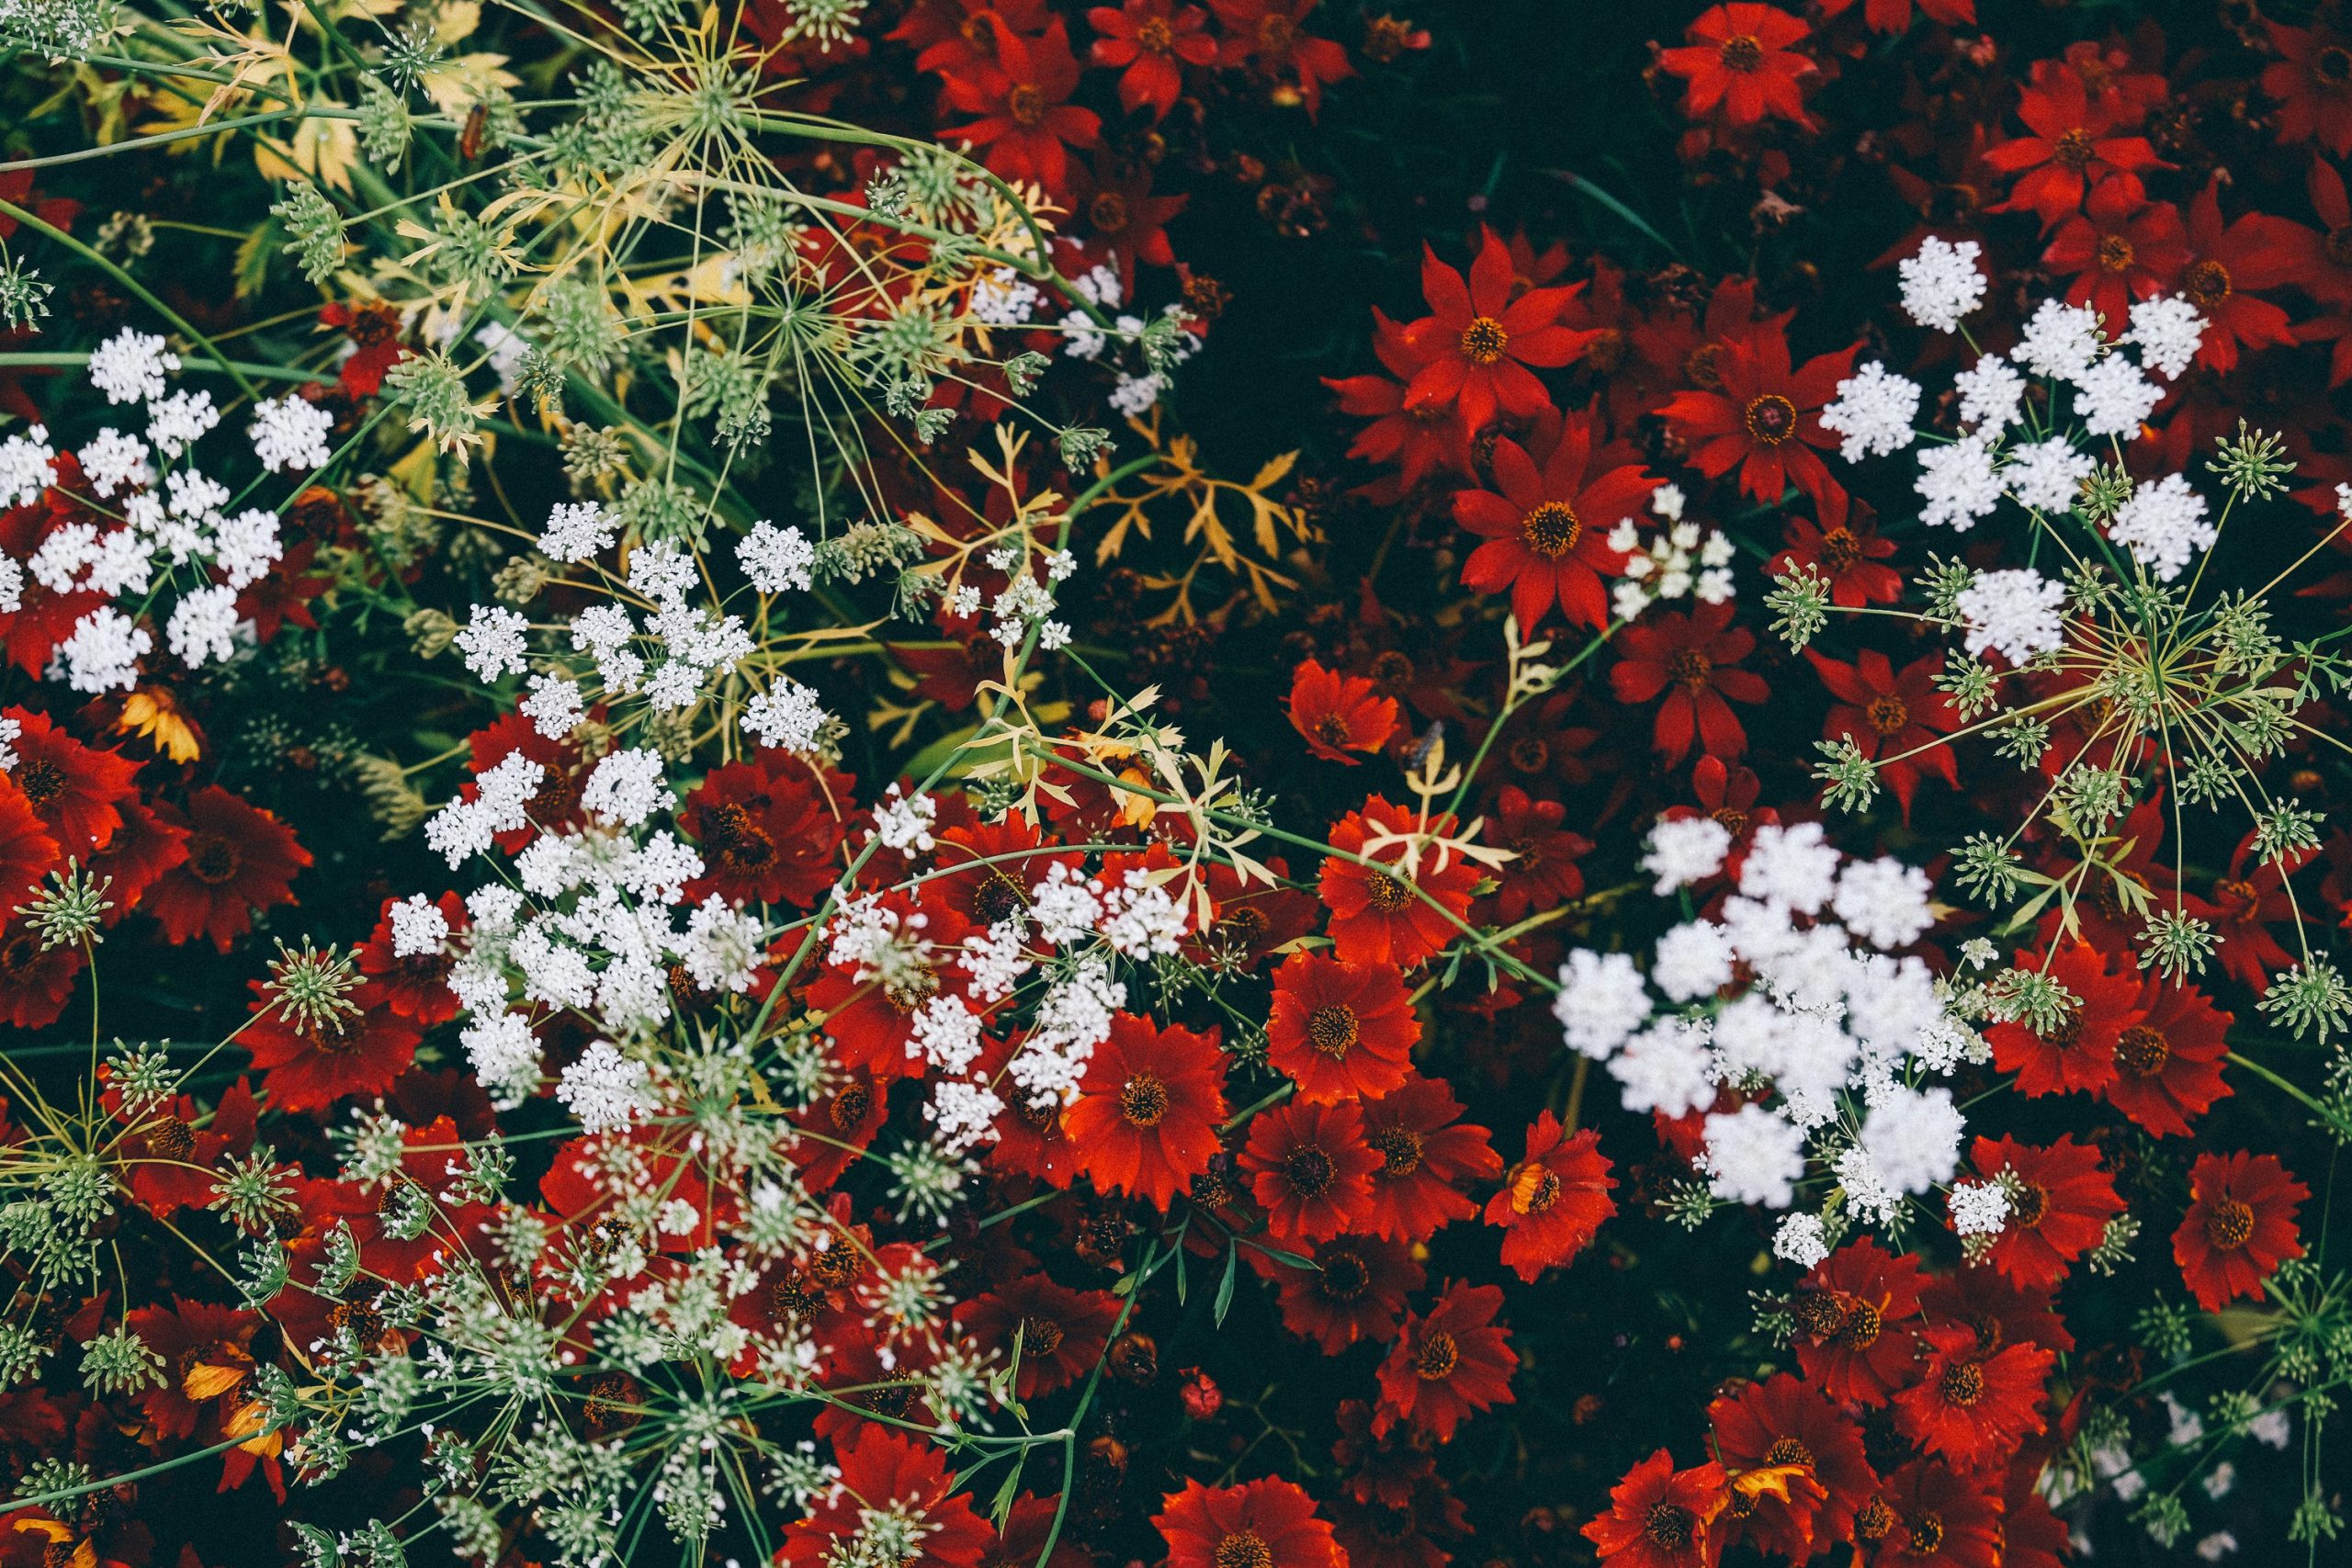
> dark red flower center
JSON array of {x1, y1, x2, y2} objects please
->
[
  {"x1": 2097, "y1": 233, "x2": 2136, "y2": 273},
  {"x1": 1763, "y1": 1436, "x2": 1815, "y2": 1469},
  {"x1": 1939, "y1": 1359, "x2": 1985, "y2": 1406},
  {"x1": 1866, "y1": 694, "x2": 1910, "y2": 738},
  {"x1": 183, "y1": 830, "x2": 243, "y2": 886},
  {"x1": 1313, "y1": 713, "x2": 1355, "y2": 747},
  {"x1": 1369, "y1": 649, "x2": 1415, "y2": 687},
  {"x1": 2204, "y1": 1196, "x2": 2255, "y2": 1250},
  {"x1": 1906, "y1": 1512, "x2": 1945, "y2": 1555},
  {"x1": 1120, "y1": 1072, "x2": 1170, "y2": 1127},
  {"x1": 1717, "y1": 34, "x2": 1763, "y2": 73},
  {"x1": 1521, "y1": 500, "x2": 1582, "y2": 558},
  {"x1": 2114, "y1": 1024, "x2": 2170, "y2": 1078},
  {"x1": 1835, "y1": 1301, "x2": 1883, "y2": 1349},
  {"x1": 1007, "y1": 84, "x2": 1048, "y2": 127},
  {"x1": 703, "y1": 802, "x2": 776, "y2": 869},
  {"x1": 1666, "y1": 648, "x2": 1714, "y2": 694},
  {"x1": 1854, "y1": 1498, "x2": 1896, "y2": 1541},
  {"x1": 2010, "y1": 1180, "x2": 2050, "y2": 1229},
  {"x1": 2213, "y1": 877, "x2": 2261, "y2": 924},
  {"x1": 1508, "y1": 736, "x2": 1550, "y2": 773},
  {"x1": 973, "y1": 869, "x2": 1028, "y2": 925},
  {"x1": 1645, "y1": 1503, "x2": 1694, "y2": 1548},
  {"x1": 883, "y1": 968, "x2": 939, "y2": 1015},
  {"x1": 2052, "y1": 128, "x2": 2096, "y2": 170},
  {"x1": 1257, "y1": 14, "x2": 1296, "y2": 51},
  {"x1": 1283, "y1": 1144, "x2": 1338, "y2": 1197},
  {"x1": 2315, "y1": 45, "x2": 2352, "y2": 87},
  {"x1": 1020, "y1": 1314, "x2": 1066, "y2": 1357},
  {"x1": 1458, "y1": 316, "x2": 1510, "y2": 366},
  {"x1": 14, "y1": 757, "x2": 64, "y2": 809},
  {"x1": 1683, "y1": 342, "x2": 1724, "y2": 390},
  {"x1": 830, "y1": 1082, "x2": 873, "y2": 1131},
  {"x1": 1413, "y1": 1328, "x2": 1459, "y2": 1380},
  {"x1": 1135, "y1": 15, "x2": 1174, "y2": 53},
  {"x1": 1090, "y1": 192, "x2": 1131, "y2": 233},
  {"x1": 1307, "y1": 1003, "x2": 1360, "y2": 1059},
  {"x1": 145, "y1": 1116, "x2": 196, "y2": 1161},
  {"x1": 2184, "y1": 259, "x2": 2232, "y2": 308},
  {"x1": 1364, "y1": 870, "x2": 1416, "y2": 911},
  {"x1": 769, "y1": 1273, "x2": 821, "y2": 1321},
  {"x1": 959, "y1": 15, "x2": 997, "y2": 51},
  {"x1": 1214, "y1": 1532, "x2": 1272, "y2": 1568},
  {"x1": 1370, "y1": 1123, "x2": 1423, "y2": 1178},
  {"x1": 1817, "y1": 525, "x2": 1861, "y2": 571},
  {"x1": 1743, "y1": 392, "x2": 1798, "y2": 446},
  {"x1": 1317, "y1": 1248, "x2": 1372, "y2": 1302}
]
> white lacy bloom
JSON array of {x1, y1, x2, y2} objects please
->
[
  {"x1": 1897, "y1": 236, "x2": 1986, "y2": 332},
  {"x1": 2003, "y1": 436, "x2": 2096, "y2": 513},
  {"x1": 1857, "y1": 1085, "x2": 1964, "y2": 1198},
  {"x1": 248, "y1": 394, "x2": 334, "y2": 472},
  {"x1": 1820, "y1": 362, "x2": 1921, "y2": 461},
  {"x1": 910, "y1": 993, "x2": 986, "y2": 1075},
  {"x1": 1832, "y1": 856, "x2": 1934, "y2": 949},
  {"x1": 520, "y1": 672, "x2": 585, "y2": 739},
  {"x1": 2073, "y1": 354, "x2": 2162, "y2": 439},
  {"x1": 2107, "y1": 472, "x2": 2214, "y2": 581},
  {"x1": 1653, "y1": 919, "x2": 1735, "y2": 1001},
  {"x1": 875, "y1": 785, "x2": 937, "y2": 854},
  {"x1": 52, "y1": 607, "x2": 150, "y2": 693},
  {"x1": 0, "y1": 558, "x2": 20, "y2": 618},
  {"x1": 1916, "y1": 436, "x2": 2003, "y2": 530},
  {"x1": 88, "y1": 328, "x2": 178, "y2": 404},
  {"x1": 557, "y1": 1040, "x2": 657, "y2": 1134},
  {"x1": 1642, "y1": 815, "x2": 1730, "y2": 894},
  {"x1": 463, "y1": 1012, "x2": 542, "y2": 1109},
  {"x1": 165, "y1": 583, "x2": 242, "y2": 668},
  {"x1": 1953, "y1": 355, "x2": 2025, "y2": 432},
  {"x1": 683, "y1": 895, "x2": 763, "y2": 993},
  {"x1": 424, "y1": 751, "x2": 544, "y2": 865},
  {"x1": 1740, "y1": 822, "x2": 1840, "y2": 916},
  {"x1": 1609, "y1": 1019, "x2": 1715, "y2": 1117},
  {"x1": 1950, "y1": 1180, "x2": 2010, "y2": 1236},
  {"x1": 1700, "y1": 1104, "x2": 1806, "y2": 1208},
  {"x1": 1552, "y1": 949, "x2": 1651, "y2": 1060},
  {"x1": 927, "y1": 1079, "x2": 1007, "y2": 1156},
  {"x1": 971, "y1": 267, "x2": 1041, "y2": 326},
  {"x1": 744, "y1": 679, "x2": 829, "y2": 751},
  {"x1": 627, "y1": 541, "x2": 697, "y2": 606},
  {"x1": 582, "y1": 747, "x2": 672, "y2": 826},
  {"x1": 539, "y1": 502, "x2": 615, "y2": 563},
  {"x1": 2122, "y1": 294, "x2": 2206, "y2": 379},
  {"x1": 389, "y1": 893, "x2": 450, "y2": 957},
  {"x1": 1956, "y1": 567, "x2": 2065, "y2": 664},
  {"x1": 77, "y1": 430, "x2": 152, "y2": 496},
  {"x1": 0, "y1": 714, "x2": 18, "y2": 771},
  {"x1": 0, "y1": 424, "x2": 57, "y2": 507},
  {"x1": 2011, "y1": 298, "x2": 2104, "y2": 383},
  {"x1": 1773, "y1": 1213, "x2": 1830, "y2": 1269},
  {"x1": 146, "y1": 389, "x2": 219, "y2": 457},
  {"x1": 212, "y1": 508, "x2": 283, "y2": 590},
  {"x1": 456, "y1": 604, "x2": 531, "y2": 682},
  {"x1": 740, "y1": 520, "x2": 816, "y2": 592}
]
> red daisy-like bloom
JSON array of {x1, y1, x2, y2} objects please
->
[
  {"x1": 1318, "y1": 796, "x2": 1481, "y2": 968},
  {"x1": 1087, "y1": 0, "x2": 1216, "y2": 119},
  {"x1": 1208, "y1": 0, "x2": 1352, "y2": 116},
  {"x1": 2263, "y1": 20, "x2": 2352, "y2": 158},
  {"x1": 1452, "y1": 421, "x2": 1650, "y2": 631},
  {"x1": 1985, "y1": 942, "x2": 2136, "y2": 1098},
  {"x1": 1808, "y1": 649, "x2": 1959, "y2": 818},
  {"x1": 1891, "y1": 1324, "x2": 2053, "y2": 1472},
  {"x1": 1657, "y1": 333, "x2": 1857, "y2": 527},
  {"x1": 1815, "y1": 0, "x2": 1972, "y2": 32},
  {"x1": 356, "y1": 891, "x2": 467, "y2": 1026},
  {"x1": 3, "y1": 705, "x2": 139, "y2": 859},
  {"x1": 1658, "y1": 5, "x2": 1815, "y2": 130},
  {"x1": 1399, "y1": 227, "x2": 1598, "y2": 434},
  {"x1": 119, "y1": 1297, "x2": 263, "y2": 1444},
  {"x1": 1257, "y1": 1231, "x2": 1424, "y2": 1353},
  {"x1": 2187, "y1": 829, "x2": 2309, "y2": 997},
  {"x1": 120, "y1": 1077, "x2": 258, "y2": 1219},
  {"x1": 0, "y1": 915, "x2": 84, "y2": 1029},
  {"x1": 1189, "y1": 856, "x2": 1322, "y2": 973},
  {"x1": 1480, "y1": 785, "x2": 1589, "y2": 924},
  {"x1": 937, "y1": 16, "x2": 1102, "y2": 194},
  {"x1": 954, "y1": 1273, "x2": 1121, "y2": 1399},
  {"x1": 141, "y1": 787, "x2": 311, "y2": 953},
  {"x1": 2172, "y1": 1150, "x2": 2309, "y2": 1312},
  {"x1": 1374, "y1": 1280, "x2": 1516, "y2": 1440},
  {"x1": 1267, "y1": 952, "x2": 1419, "y2": 1103},
  {"x1": 1971, "y1": 1134, "x2": 2123, "y2": 1292},
  {"x1": 1770, "y1": 511, "x2": 1899, "y2": 608},
  {"x1": 1609, "y1": 600, "x2": 1770, "y2": 763},
  {"x1": 1064, "y1": 1013, "x2": 1227, "y2": 1208},
  {"x1": 1324, "y1": 309, "x2": 1467, "y2": 492},
  {"x1": 2176, "y1": 177, "x2": 2320, "y2": 373},
  {"x1": 1069, "y1": 154, "x2": 1189, "y2": 277},
  {"x1": 2041, "y1": 175, "x2": 2187, "y2": 331},
  {"x1": 781, "y1": 1427, "x2": 992, "y2": 1568},
  {"x1": 1242, "y1": 1098, "x2": 1381, "y2": 1243},
  {"x1": 925, "y1": 811, "x2": 1082, "y2": 931},
  {"x1": 1287, "y1": 658, "x2": 1400, "y2": 764},
  {"x1": 1984, "y1": 62, "x2": 2165, "y2": 229},
  {"x1": 1154, "y1": 1477, "x2": 1345, "y2": 1568},
  {"x1": 241, "y1": 981, "x2": 423, "y2": 1115},
  {"x1": 1359, "y1": 1075, "x2": 1500, "y2": 1243},
  {"x1": 1580, "y1": 1447, "x2": 1731, "y2": 1568},
  {"x1": 1791, "y1": 1239, "x2": 1924, "y2": 1406},
  {"x1": 1483, "y1": 1111, "x2": 1615, "y2": 1284},
  {"x1": 86, "y1": 794, "x2": 188, "y2": 922},
  {"x1": 1860, "y1": 1461, "x2": 2002, "y2": 1568},
  {"x1": 1708, "y1": 1373, "x2": 1878, "y2": 1565},
  {"x1": 683, "y1": 755, "x2": 850, "y2": 908},
  {"x1": 0, "y1": 775, "x2": 61, "y2": 907},
  {"x1": 2102, "y1": 976, "x2": 2233, "y2": 1137}
]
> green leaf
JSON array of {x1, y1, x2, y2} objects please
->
[
  {"x1": 1213, "y1": 1241, "x2": 1238, "y2": 1326},
  {"x1": 235, "y1": 219, "x2": 278, "y2": 300}
]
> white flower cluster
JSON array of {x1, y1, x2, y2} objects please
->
[
  {"x1": 1608, "y1": 483, "x2": 1735, "y2": 622},
  {"x1": 1555, "y1": 817, "x2": 1983, "y2": 1247},
  {"x1": 1054, "y1": 264, "x2": 1200, "y2": 415}
]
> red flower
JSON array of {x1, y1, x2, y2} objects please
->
[
  {"x1": 1257, "y1": 1232, "x2": 1424, "y2": 1352},
  {"x1": 1399, "y1": 228, "x2": 1597, "y2": 433},
  {"x1": 1287, "y1": 658, "x2": 1400, "y2": 763},
  {"x1": 2176, "y1": 177, "x2": 2319, "y2": 373},
  {"x1": 1970, "y1": 1134, "x2": 2123, "y2": 1291},
  {"x1": 2041, "y1": 175, "x2": 2187, "y2": 330},
  {"x1": 1707, "y1": 1373, "x2": 1878, "y2": 1564},
  {"x1": 1808, "y1": 649, "x2": 1959, "y2": 817},
  {"x1": 1064, "y1": 1012, "x2": 1227, "y2": 1208},
  {"x1": 1658, "y1": 6, "x2": 1815, "y2": 130},
  {"x1": 2188, "y1": 828, "x2": 2310, "y2": 996},
  {"x1": 119, "y1": 1298, "x2": 262, "y2": 1443},
  {"x1": 1579, "y1": 1447, "x2": 1730, "y2": 1568},
  {"x1": 954, "y1": 1274, "x2": 1120, "y2": 1399},
  {"x1": 1483, "y1": 1111, "x2": 1614, "y2": 1283},
  {"x1": 1452, "y1": 422, "x2": 1650, "y2": 631},
  {"x1": 1318, "y1": 796, "x2": 1480, "y2": 968},
  {"x1": 0, "y1": 775, "x2": 60, "y2": 906},
  {"x1": 2172, "y1": 1150, "x2": 2308, "y2": 1311},
  {"x1": 1242, "y1": 1098, "x2": 1380, "y2": 1242},
  {"x1": 938, "y1": 16, "x2": 1101, "y2": 194},
  {"x1": 1069, "y1": 154, "x2": 1189, "y2": 276},
  {"x1": 1324, "y1": 310, "x2": 1468, "y2": 491},
  {"x1": 1984, "y1": 62, "x2": 2165, "y2": 228},
  {"x1": 1815, "y1": 0, "x2": 1972, "y2": 32},
  {"x1": 120, "y1": 1078, "x2": 258, "y2": 1219},
  {"x1": 1861, "y1": 1461, "x2": 2002, "y2": 1568},
  {"x1": 1154, "y1": 1477, "x2": 1345, "y2": 1568},
  {"x1": 1609, "y1": 600, "x2": 1769, "y2": 763},
  {"x1": 1791, "y1": 1238, "x2": 1923, "y2": 1406},
  {"x1": 1374, "y1": 1280, "x2": 1515, "y2": 1440},
  {"x1": 2102, "y1": 976, "x2": 2233, "y2": 1138},
  {"x1": 86, "y1": 794, "x2": 188, "y2": 919},
  {"x1": 141, "y1": 787, "x2": 311, "y2": 953},
  {"x1": 3, "y1": 705, "x2": 139, "y2": 859},
  {"x1": 242, "y1": 983, "x2": 422, "y2": 1114},
  {"x1": 1209, "y1": 1, "x2": 1352, "y2": 116},
  {"x1": 1267, "y1": 951, "x2": 1419, "y2": 1103},
  {"x1": 1985, "y1": 942, "x2": 2135, "y2": 1098},
  {"x1": 1891, "y1": 1324, "x2": 2052, "y2": 1472},
  {"x1": 356, "y1": 891, "x2": 467, "y2": 1025},
  {"x1": 1359, "y1": 1075, "x2": 1499, "y2": 1242},
  {"x1": 1087, "y1": 0, "x2": 1216, "y2": 119},
  {"x1": 1657, "y1": 333, "x2": 1856, "y2": 527},
  {"x1": 1770, "y1": 511, "x2": 1900, "y2": 608},
  {"x1": 683, "y1": 755, "x2": 849, "y2": 908},
  {"x1": 1480, "y1": 785, "x2": 1589, "y2": 924},
  {"x1": 0, "y1": 914, "x2": 84, "y2": 1028},
  {"x1": 2262, "y1": 20, "x2": 2352, "y2": 157},
  {"x1": 781, "y1": 1427, "x2": 991, "y2": 1568},
  {"x1": 924, "y1": 810, "x2": 1081, "y2": 930}
]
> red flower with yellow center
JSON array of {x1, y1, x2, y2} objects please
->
[
  {"x1": 1064, "y1": 1012, "x2": 1227, "y2": 1208},
  {"x1": 2100, "y1": 976, "x2": 2233, "y2": 1137},
  {"x1": 1374, "y1": 1280, "x2": 1516, "y2": 1441},
  {"x1": 1970, "y1": 1134, "x2": 2123, "y2": 1291},
  {"x1": 1241, "y1": 1098, "x2": 1381, "y2": 1242},
  {"x1": 1609, "y1": 600, "x2": 1770, "y2": 763},
  {"x1": 1153, "y1": 1476, "x2": 1345, "y2": 1568},
  {"x1": 2172, "y1": 1149, "x2": 2308, "y2": 1311},
  {"x1": 1658, "y1": 5, "x2": 1816, "y2": 130},
  {"x1": 1266, "y1": 951, "x2": 1419, "y2": 1103},
  {"x1": 1399, "y1": 227, "x2": 1599, "y2": 433},
  {"x1": 1087, "y1": 0, "x2": 1216, "y2": 119},
  {"x1": 1483, "y1": 1111, "x2": 1616, "y2": 1283},
  {"x1": 1891, "y1": 1323, "x2": 2054, "y2": 1472},
  {"x1": 1451, "y1": 420, "x2": 1651, "y2": 632},
  {"x1": 1285, "y1": 657, "x2": 1400, "y2": 764},
  {"x1": 1580, "y1": 1446, "x2": 1731, "y2": 1568},
  {"x1": 1791, "y1": 1238, "x2": 1924, "y2": 1406},
  {"x1": 1358, "y1": 1075, "x2": 1500, "y2": 1243},
  {"x1": 1657, "y1": 332, "x2": 1857, "y2": 528},
  {"x1": 141, "y1": 786, "x2": 311, "y2": 953},
  {"x1": 1317, "y1": 795, "x2": 1481, "y2": 968},
  {"x1": 1707, "y1": 1372, "x2": 1880, "y2": 1564}
]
